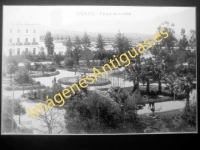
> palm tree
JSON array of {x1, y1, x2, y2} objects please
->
[
  {"x1": 152, "y1": 61, "x2": 166, "y2": 94},
  {"x1": 164, "y1": 72, "x2": 181, "y2": 101},
  {"x1": 125, "y1": 63, "x2": 141, "y2": 94}
]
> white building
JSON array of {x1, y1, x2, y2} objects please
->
[{"x1": 3, "y1": 23, "x2": 40, "y2": 56}]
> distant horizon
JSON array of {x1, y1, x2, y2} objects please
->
[{"x1": 3, "y1": 6, "x2": 195, "y2": 35}]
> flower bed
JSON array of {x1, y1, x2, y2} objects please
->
[
  {"x1": 30, "y1": 71, "x2": 60, "y2": 78},
  {"x1": 4, "y1": 84, "x2": 46, "y2": 91},
  {"x1": 58, "y1": 76, "x2": 111, "y2": 86},
  {"x1": 65, "y1": 66, "x2": 104, "y2": 73}
]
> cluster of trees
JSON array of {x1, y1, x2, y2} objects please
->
[
  {"x1": 63, "y1": 32, "x2": 118, "y2": 68},
  {"x1": 113, "y1": 21, "x2": 196, "y2": 106},
  {"x1": 65, "y1": 87, "x2": 145, "y2": 133}
]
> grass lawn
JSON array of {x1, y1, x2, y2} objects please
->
[{"x1": 140, "y1": 109, "x2": 196, "y2": 133}]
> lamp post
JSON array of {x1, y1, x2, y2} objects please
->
[
  {"x1": 18, "y1": 98, "x2": 21, "y2": 124},
  {"x1": 12, "y1": 85, "x2": 17, "y2": 132},
  {"x1": 18, "y1": 63, "x2": 26, "y2": 97}
]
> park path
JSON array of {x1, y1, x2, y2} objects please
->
[{"x1": 2, "y1": 69, "x2": 196, "y2": 134}]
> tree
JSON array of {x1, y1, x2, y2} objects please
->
[
  {"x1": 95, "y1": 34, "x2": 107, "y2": 65},
  {"x1": 53, "y1": 52, "x2": 63, "y2": 66},
  {"x1": 34, "y1": 107, "x2": 66, "y2": 134},
  {"x1": 150, "y1": 43, "x2": 160, "y2": 58},
  {"x1": 64, "y1": 91, "x2": 143, "y2": 133},
  {"x1": 114, "y1": 31, "x2": 132, "y2": 55},
  {"x1": 152, "y1": 62, "x2": 166, "y2": 94},
  {"x1": 44, "y1": 31, "x2": 54, "y2": 55},
  {"x1": 189, "y1": 29, "x2": 196, "y2": 50},
  {"x1": 14, "y1": 68, "x2": 32, "y2": 96},
  {"x1": 23, "y1": 59, "x2": 31, "y2": 72},
  {"x1": 7, "y1": 63, "x2": 18, "y2": 86},
  {"x1": 140, "y1": 62, "x2": 154, "y2": 95},
  {"x1": 73, "y1": 36, "x2": 82, "y2": 65},
  {"x1": 82, "y1": 32, "x2": 91, "y2": 66},
  {"x1": 38, "y1": 47, "x2": 46, "y2": 61},
  {"x1": 82, "y1": 32, "x2": 91, "y2": 48},
  {"x1": 125, "y1": 63, "x2": 141, "y2": 94},
  {"x1": 64, "y1": 57, "x2": 74, "y2": 69},
  {"x1": 81, "y1": 48, "x2": 93, "y2": 67},
  {"x1": 157, "y1": 21, "x2": 177, "y2": 54},
  {"x1": 179, "y1": 74, "x2": 194, "y2": 105},
  {"x1": 163, "y1": 53, "x2": 176, "y2": 74},
  {"x1": 96, "y1": 34, "x2": 105, "y2": 50},
  {"x1": 21, "y1": 50, "x2": 32, "y2": 61},
  {"x1": 64, "y1": 36, "x2": 73, "y2": 57},
  {"x1": 178, "y1": 28, "x2": 188, "y2": 51},
  {"x1": 164, "y1": 72, "x2": 182, "y2": 101}
]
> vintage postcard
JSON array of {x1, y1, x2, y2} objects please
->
[{"x1": 1, "y1": 6, "x2": 197, "y2": 134}]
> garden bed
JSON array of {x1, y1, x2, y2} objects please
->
[
  {"x1": 30, "y1": 71, "x2": 60, "y2": 78},
  {"x1": 58, "y1": 76, "x2": 111, "y2": 86},
  {"x1": 4, "y1": 84, "x2": 46, "y2": 91}
]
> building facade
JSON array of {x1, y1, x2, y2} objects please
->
[{"x1": 3, "y1": 23, "x2": 40, "y2": 56}]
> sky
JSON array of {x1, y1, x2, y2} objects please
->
[{"x1": 3, "y1": 6, "x2": 196, "y2": 34}]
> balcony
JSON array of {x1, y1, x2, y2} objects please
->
[
  {"x1": 31, "y1": 42, "x2": 38, "y2": 45},
  {"x1": 24, "y1": 42, "x2": 31, "y2": 45},
  {"x1": 16, "y1": 42, "x2": 22, "y2": 45}
]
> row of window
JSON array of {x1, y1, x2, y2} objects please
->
[
  {"x1": 9, "y1": 38, "x2": 36, "y2": 43},
  {"x1": 10, "y1": 29, "x2": 36, "y2": 33},
  {"x1": 9, "y1": 48, "x2": 36, "y2": 56}
]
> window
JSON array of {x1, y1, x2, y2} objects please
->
[
  {"x1": 25, "y1": 38, "x2": 28, "y2": 43},
  {"x1": 33, "y1": 38, "x2": 36, "y2": 43},
  {"x1": 33, "y1": 48, "x2": 36, "y2": 55},
  {"x1": 17, "y1": 38, "x2": 20, "y2": 43},
  {"x1": 18, "y1": 29, "x2": 20, "y2": 33},
  {"x1": 9, "y1": 38, "x2": 12, "y2": 43},
  {"x1": 26, "y1": 48, "x2": 28, "y2": 53},
  {"x1": 9, "y1": 49, "x2": 12, "y2": 56},
  {"x1": 10, "y1": 29, "x2": 12, "y2": 33},
  {"x1": 26, "y1": 29, "x2": 28, "y2": 33},
  {"x1": 17, "y1": 48, "x2": 20, "y2": 55}
]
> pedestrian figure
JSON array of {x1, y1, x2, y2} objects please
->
[
  {"x1": 148, "y1": 98, "x2": 155, "y2": 110},
  {"x1": 148, "y1": 98, "x2": 155, "y2": 117},
  {"x1": 54, "y1": 77, "x2": 56, "y2": 83},
  {"x1": 151, "y1": 106, "x2": 155, "y2": 117},
  {"x1": 74, "y1": 66, "x2": 77, "y2": 75},
  {"x1": 34, "y1": 91, "x2": 37, "y2": 99}
]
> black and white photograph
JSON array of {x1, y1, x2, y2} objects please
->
[{"x1": 1, "y1": 6, "x2": 197, "y2": 134}]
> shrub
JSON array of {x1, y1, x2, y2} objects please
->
[
  {"x1": 34, "y1": 62, "x2": 41, "y2": 70},
  {"x1": 181, "y1": 101, "x2": 196, "y2": 127},
  {"x1": 13, "y1": 100, "x2": 26, "y2": 115},
  {"x1": 36, "y1": 81, "x2": 41, "y2": 85},
  {"x1": 14, "y1": 68, "x2": 32, "y2": 84},
  {"x1": 2, "y1": 96, "x2": 25, "y2": 133},
  {"x1": 30, "y1": 65, "x2": 36, "y2": 71},
  {"x1": 45, "y1": 64, "x2": 55, "y2": 72},
  {"x1": 31, "y1": 55, "x2": 39, "y2": 62},
  {"x1": 65, "y1": 90, "x2": 144, "y2": 133},
  {"x1": 49, "y1": 67, "x2": 56, "y2": 72},
  {"x1": 64, "y1": 57, "x2": 74, "y2": 69}
]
